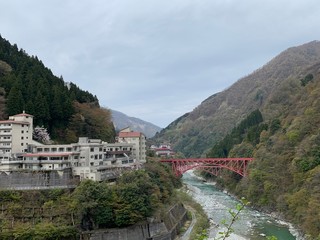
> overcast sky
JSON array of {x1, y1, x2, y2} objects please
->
[{"x1": 0, "y1": 0, "x2": 319, "y2": 127}]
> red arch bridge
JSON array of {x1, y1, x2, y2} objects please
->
[{"x1": 160, "y1": 158, "x2": 254, "y2": 177}]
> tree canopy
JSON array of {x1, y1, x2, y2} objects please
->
[{"x1": 0, "y1": 35, "x2": 115, "y2": 143}]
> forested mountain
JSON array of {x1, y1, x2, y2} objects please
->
[
  {"x1": 0, "y1": 35, "x2": 115, "y2": 143},
  {"x1": 154, "y1": 40, "x2": 320, "y2": 238},
  {"x1": 111, "y1": 109, "x2": 162, "y2": 138},
  {"x1": 152, "y1": 41, "x2": 320, "y2": 157}
]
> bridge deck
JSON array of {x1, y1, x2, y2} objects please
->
[{"x1": 160, "y1": 158, "x2": 254, "y2": 177}]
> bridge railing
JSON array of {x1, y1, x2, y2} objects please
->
[{"x1": 160, "y1": 158, "x2": 254, "y2": 177}]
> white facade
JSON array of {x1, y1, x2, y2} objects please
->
[
  {"x1": 117, "y1": 127, "x2": 146, "y2": 163},
  {"x1": 0, "y1": 112, "x2": 33, "y2": 155},
  {"x1": 0, "y1": 113, "x2": 138, "y2": 181},
  {"x1": 20, "y1": 138, "x2": 136, "y2": 181}
]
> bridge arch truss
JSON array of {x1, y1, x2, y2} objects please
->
[{"x1": 160, "y1": 158, "x2": 254, "y2": 177}]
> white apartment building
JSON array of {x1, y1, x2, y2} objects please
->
[
  {"x1": 0, "y1": 111, "x2": 34, "y2": 155},
  {"x1": 20, "y1": 137, "x2": 136, "y2": 181},
  {"x1": 0, "y1": 112, "x2": 147, "y2": 182},
  {"x1": 117, "y1": 127, "x2": 146, "y2": 163}
]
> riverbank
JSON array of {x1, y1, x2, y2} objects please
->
[
  {"x1": 182, "y1": 171, "x2": 302, "y2": 240},
  {"x1": 191, "y1": 171, "x2": 307, "y2": 240},
  {"x1": 174, "y1": 188, "x2": 210, "y2": 240}
]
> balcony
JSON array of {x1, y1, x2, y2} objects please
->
[
  {"x1": 0, "y1": 139, "x2": 11, "y2": 142},
  {"x1": 22, "y1": 159, "x2": 72, "y2": 164},
  {"x1": 0, "y1": 125, "x2": 12, "y2": 129},
  {"x1": 0, "y1": 132, "x2": 12, "y2": 135}
]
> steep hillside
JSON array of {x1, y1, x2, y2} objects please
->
[
  {"x1": 152, "y1": 41, "x2": 320, "y2": 157},
  {"x1": 205, "y1": 61, "x2": 320, "y2": 238},
  {"x1": 111, "y1": 109, "x2": 162, "y2": 138},
  {"x1": 0, "y1": 35, "x2": 115, "y2": 143}
]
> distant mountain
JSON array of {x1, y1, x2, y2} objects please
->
[
  {"x1": 152, "y1": 41, "x2": 320, "y2": 237},
  {"x1": 111, "y1": 109, "x2": 162, "y2": 138},
  {"x1": 152, "y1": 41, "x2": 320, "y2": 157}
]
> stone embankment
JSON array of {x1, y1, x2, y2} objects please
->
[{"x1": 81, "y1": 203, "x2": 188, "y2": 240}]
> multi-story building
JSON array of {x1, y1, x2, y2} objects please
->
[
  {"x1": 21, "y1": 137, "x2": 136, "y2": 181},
  {"x1": 0, "y1": 111, "x2": 34, "y2": 155},
  {"x1": 151, "y1": 144, "x2": 175, "y2": 157},
  {"x1": 117, "y1": 127, "x2": 146, "y2": 163},
  {"x1": 0, "y1": 112, "x2": 146, "y2": 182}
]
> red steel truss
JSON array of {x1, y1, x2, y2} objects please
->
[{"x1": 160, "y1": 158, "x2": 254, "y2": 177}]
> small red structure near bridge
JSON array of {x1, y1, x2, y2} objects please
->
[{"x1": 160, "y1": 158, "x2": 254, "y2": 177}]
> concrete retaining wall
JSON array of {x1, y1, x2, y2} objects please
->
[
  {"x1": 81, "y1": 203, "x2": 188, "y2": 240},
  {"x1": 0, "y1": 169, "x2": 79, "y2": 190},
  {"x1": 0, "y1": 169, "x2": 77, "y2": 190}
]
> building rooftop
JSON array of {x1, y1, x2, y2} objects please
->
[
  {"x1": 118, "y1": 132, "x2": 142, "y2": 138},
  {"x1": 12, "y1": 111, "x2": 34, "y2": 117},
  {"x1": 0, "y1": 120, "x2": 30, "y2": 125}
]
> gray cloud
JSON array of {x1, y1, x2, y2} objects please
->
[{"x1": 0, "y1": 0, "x2": 320, "y2": 127}]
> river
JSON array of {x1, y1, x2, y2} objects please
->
[{"x1": 182, "y1": 171, "x2": 304, "y2": 240}]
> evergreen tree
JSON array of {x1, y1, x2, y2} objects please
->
[
  {"x1": 34, "y1": 90, "x2": 50, "y2": 126},
  {"x1": 6, "y1": 83, "x2": 24, "y2": 116}
]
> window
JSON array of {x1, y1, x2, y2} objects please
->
[
  {"x1": 21, "y1": 143, "x2": 24, "y2": 146},
  {"x1": 21, "y1": 137, "x2": 24, "y2": 140},
  {"x1": 21, "y1": 130, "x2": 24, "y2": 134},
  {"x1": 90, "y1": 147, "x2": 94, "y2": 152}
]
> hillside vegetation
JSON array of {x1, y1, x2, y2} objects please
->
[
  {"x1": 152, "y1": 41, "x2": 320, "y2": 157},
  {"x1": 205, "y1": 67, "x2": 320, "y2": 238},
  {"x1": 0, "y1": 35, "x2": 115, "y2": 143},
  {"x1": 0, "y1": 160, "x2": 181, "y2": 239},
  {"x1": 153, "y1": 40, "x2": 320, "y2": 238}
]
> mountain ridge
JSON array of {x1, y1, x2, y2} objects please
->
[
  {"x1": 152, "y1": 40, "x2": 320, "y2": 157},
  {"x1": 111, "y1": 109, "x2": 162, "y2": 138}
]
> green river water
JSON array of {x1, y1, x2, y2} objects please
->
[{"x1": 182, "y1": 172, "x2": 303, "y2": 240}]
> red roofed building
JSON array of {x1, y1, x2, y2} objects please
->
[
  {"x1": 154, "y1": 145, "x2": 175, "y2": 157},
  {"x1": 117, "y1": 127, "x2": 146, "y2": 163}
]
